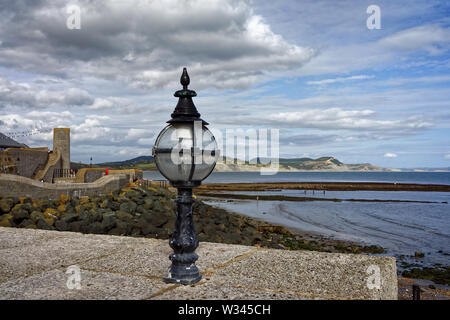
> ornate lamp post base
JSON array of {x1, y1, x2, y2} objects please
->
[
  {"x1": 163, "y1": 262, "x2": 202, "y2": 285},
  {"x1": 163, "y1": 186, "x2": 202, "y2": 285}
]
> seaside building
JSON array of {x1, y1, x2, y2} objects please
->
[
  {"x1": 0, "y1": 132, "x2": 29, "y2": 150},
  {"x1": 0, "y1": 128, "x2": 71, "y2": 182},
  {"x1": 0, "y1": 128, "x2": 142, "y2": 199}
]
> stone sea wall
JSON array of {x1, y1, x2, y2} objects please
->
[
  {"x1": 0, "y1": 173, "x2": 129, "y2": 199},
  {"x1": 75, "y1": 168, "x2": 143, "y2": 183}
]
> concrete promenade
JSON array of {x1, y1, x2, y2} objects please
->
[{"x1": 0, "y1": 227, "x2": 397, "y2": 299}]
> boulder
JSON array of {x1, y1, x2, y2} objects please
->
[
  {"x1": 141, "y1": 223, "x2": 163, "y2": 236},
  {"x1": 30, "y1": 211, "x2": 44, "y2": 223},
  {"x1": 142, "y1": 198, "x2": 153, "y2": 210},
  {"x1": 117, "y1": 195, "x2": 130, "y2": 203},
  {"x1": 0, "y1": 198, "x2": 13, "y2": 214},
  {"x1": 101, "y1": 214, "x2": 116, "y2": 231},
  {"x1": 119, "y1": 201, "x2": 137, "y2": 214},
  {"x1": 80, "y1": 197, "x2": 90, "y2": 206},
  {"x1": 123, "y1": 189, "x2": 141, "y2": 200},
  {"x1": 44, "y1": 215, "x2": 55, "y2": 226},
  {"x1": 55, "y1": 220, "x2": 70, "y2": 231},
  {"x1": 87, "y1": 222, "x2": 104, "y2": 234},
  {"x1": 11, "y1": 208, "x2": 29, "y2": 222},
  {"x1": 115, "y1": 211, "x2": 133, "y2": 222},
  {"x1": 136, "y1": 205, "x2": 146, "y2": 214},
  {"x1": 89, "y1": 209, "x2": 103, "y2": 222},
  {"x1": 36, "y1": 219, "x2": 54, "y2": 230},
  {"x1": 74, "y1": 205, "x2": 85, "y2": 215},
  {"x1": 70, "y1": 221, "x2": 83, "y2": 233},
  {"x1": 109, "y1": 201, "x2": 120, "y2": 211},
  {"x1": 18, "y1": 219, "x2": 35, "y2": 228},
  {"x1": 109, "y1": 220, "x2": 130, "y2": 236},
  {"x1": 62, "y1": 212, "x2": 79, "y2": 224},
  {"x1": 59, "y1": 194, "x2": 70, "y2": 205},
  {"x1": 35, "y1": 199, "x2": 51, "y2": 211},
  {"x1": 162, "y1": 219, "x2": 175, "y2": 232},
  {"x1": 99, "y1": 199, "x2": 110, "y2": 209},
  {"x1": 57, "y1": 204, "x2": 67, "y2": 213},
  {"x1": 151, "y1": 200, "x2": 165, "y2": 213},
  {"x1": 43, "y1": 208, "x2": 59, "y2": 218},
  {"x1": 142, "y1": 211, "x2": 169, "y2": 227},
  {"x1": 0, "y1": 214, "x2": 13, "y2": 227}
]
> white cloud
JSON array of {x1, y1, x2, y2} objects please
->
[
  {"x1": 384, "y1": 153, "x2": 397, "y2": 158},
  {"x1": 125, "y1": 128, "x2": 154, "y2": 140},
  {"x1": 306, "y1": 75, "x2": 375, "y2": 85},
  {"x1": 299, "y1": 24, "x2": 450, "y2": 77},
  {"x1": 379, "y1": 25, "x2": 450, "y2": 55},
  {"x1": 0, "y1": 0, "x2": 315, "y2": 90},
  {"x1": 88, "y1": 98, "x2": 114, "y2": 110},
  {"x1": 0, "y1": 76, "x2": 93, "y2": 109},
  {"x1": 263, "y1": 108, "x2": 431, "y2": 132}
]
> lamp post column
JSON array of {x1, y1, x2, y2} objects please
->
[{"x1": 163, "y1": 186, "x2": 202, "y2": 285}]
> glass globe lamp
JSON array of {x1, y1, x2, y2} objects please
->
[{"x1": 153, "y1": 122, "x2": 218, "y2": 185}]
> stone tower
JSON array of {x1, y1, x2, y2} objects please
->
[{"x1": 53, "y1": 128, "x2": 70, "y2": 170}]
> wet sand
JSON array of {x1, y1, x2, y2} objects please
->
[{"x1": 196, "y1": 192, "x2": 447, "y2": 204}]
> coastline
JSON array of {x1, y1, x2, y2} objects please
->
[
  {"x1": 195, "y1": 181, "x2": 450, "y2": 288},
  {"x1": 0, "y1": 183, "x2": 387, "y2": 256},
  {"x1": 1, "y1": 183, "x2": 448, "y2": 297},
  {"x1": 202, "y1": 196, "x2": 450, "y2": 295}
]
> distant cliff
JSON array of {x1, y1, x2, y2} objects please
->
[
  {"x1": 89, "y1": 155, "x2": 394, "y2": 172},
  {"x1": 214, "y1": 157, "x2": 392, "y2": 172}
]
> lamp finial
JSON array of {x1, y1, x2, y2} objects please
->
[{"x1": 180, "y1": 67, "x2": 190, "y2": 89}]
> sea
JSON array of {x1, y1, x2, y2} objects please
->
[{"x1": 144, "y1": 171, "x2": 450, "y2": 270}]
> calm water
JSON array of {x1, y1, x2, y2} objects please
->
[
  {"x1": 144, "y1": 171, "x2": 450, "y2": 185},
  {"x1": 144, "y1": 171, "x2": 450, "y2": 268}
]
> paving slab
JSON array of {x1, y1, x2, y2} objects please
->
[
  {"x1": 151, "y1": 281, "x2": 315, "y2": 300},
  {"x1": 0, "y1": 230, "x2": 150, "y2": 282},
  {"x1": 205, "y1": 249, "x2": 398, "y2": 300},
  {"x1": 0, "y1": 227, "x2": 398, "y2": 300},
  {"x1": 80, "y1": 241, "x2": 256, "y2": 277},
  {"x1": 0, "y1": 268, "x2": 168, "y2": 300}
]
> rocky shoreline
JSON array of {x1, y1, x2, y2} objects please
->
[
  {"x1": 0, "y1": 183, "x2": 448, "y2": 294},
  {"x1": 0, "y1": 184, "x2": 385, "y2": 254}
]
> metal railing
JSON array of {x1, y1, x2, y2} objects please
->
[
  {"x1": 140, "y1": 179, "x2": 168, "y2": 188},
  {"x1": 53, "y1": 168, "x2": 75, "y2": 178}
]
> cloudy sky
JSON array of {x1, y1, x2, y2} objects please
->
[{"x1": 0, "y1": 0, "x2": 449, "y2": 168}]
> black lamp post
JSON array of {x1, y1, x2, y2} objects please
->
[{"x1": 152, "y1": 68, "x2": 219, "y2": 285}]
